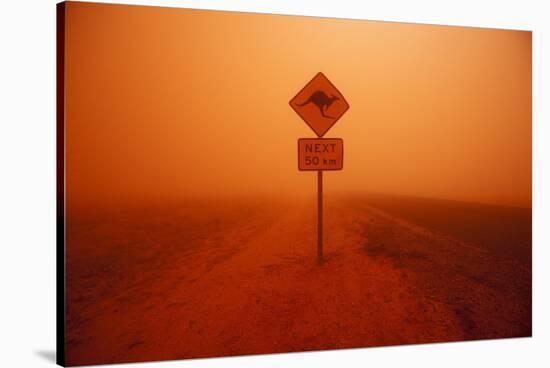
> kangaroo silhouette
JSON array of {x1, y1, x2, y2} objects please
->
[{"x1": 297, "y1": 90, "x2": 339, "y2": 119}]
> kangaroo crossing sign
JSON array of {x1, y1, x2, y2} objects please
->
[
  {"x1": 290, "y1": 72, "x2": 349, "y2": 137},
  {"x1": 289, "y1": 72, "x2": 349, "y2": 264}
]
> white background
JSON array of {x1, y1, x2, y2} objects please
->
[{"x1": 0, "y1": 0, "x2": 548, "y2": 367}]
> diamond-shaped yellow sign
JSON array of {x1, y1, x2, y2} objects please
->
[{"x1": 289, "y1": 72, "x2": 349, "y2": 137}]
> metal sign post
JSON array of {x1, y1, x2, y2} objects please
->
[
  {"x1": 290, "y1": 72, "x2": 349, "y2": 265},
  {"x1": 317, "y1": 170, "x2": 323, "y2": 263}
]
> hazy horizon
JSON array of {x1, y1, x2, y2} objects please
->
[{"x1": 65, "y1": 3, "x2": 531, "y2": 208}]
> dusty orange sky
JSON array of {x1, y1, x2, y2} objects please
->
[{"x1": 65, "y1": 2, "x2": 532, "y2": 207}]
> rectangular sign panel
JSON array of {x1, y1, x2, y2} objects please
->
[{"x1": 298, "y1": 138, "x2": 344, "y2": 171}]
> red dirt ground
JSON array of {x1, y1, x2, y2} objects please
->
[{"x1": 65, "y1": 194, "x2": 531, "y2": 366}]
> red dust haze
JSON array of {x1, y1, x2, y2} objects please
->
[
  {"x1": 62, "y1": 3, "x2": 531, "y2": 366},
  {"x1": 65, "y1": 3, "x2": 531, "y2": 208}
]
